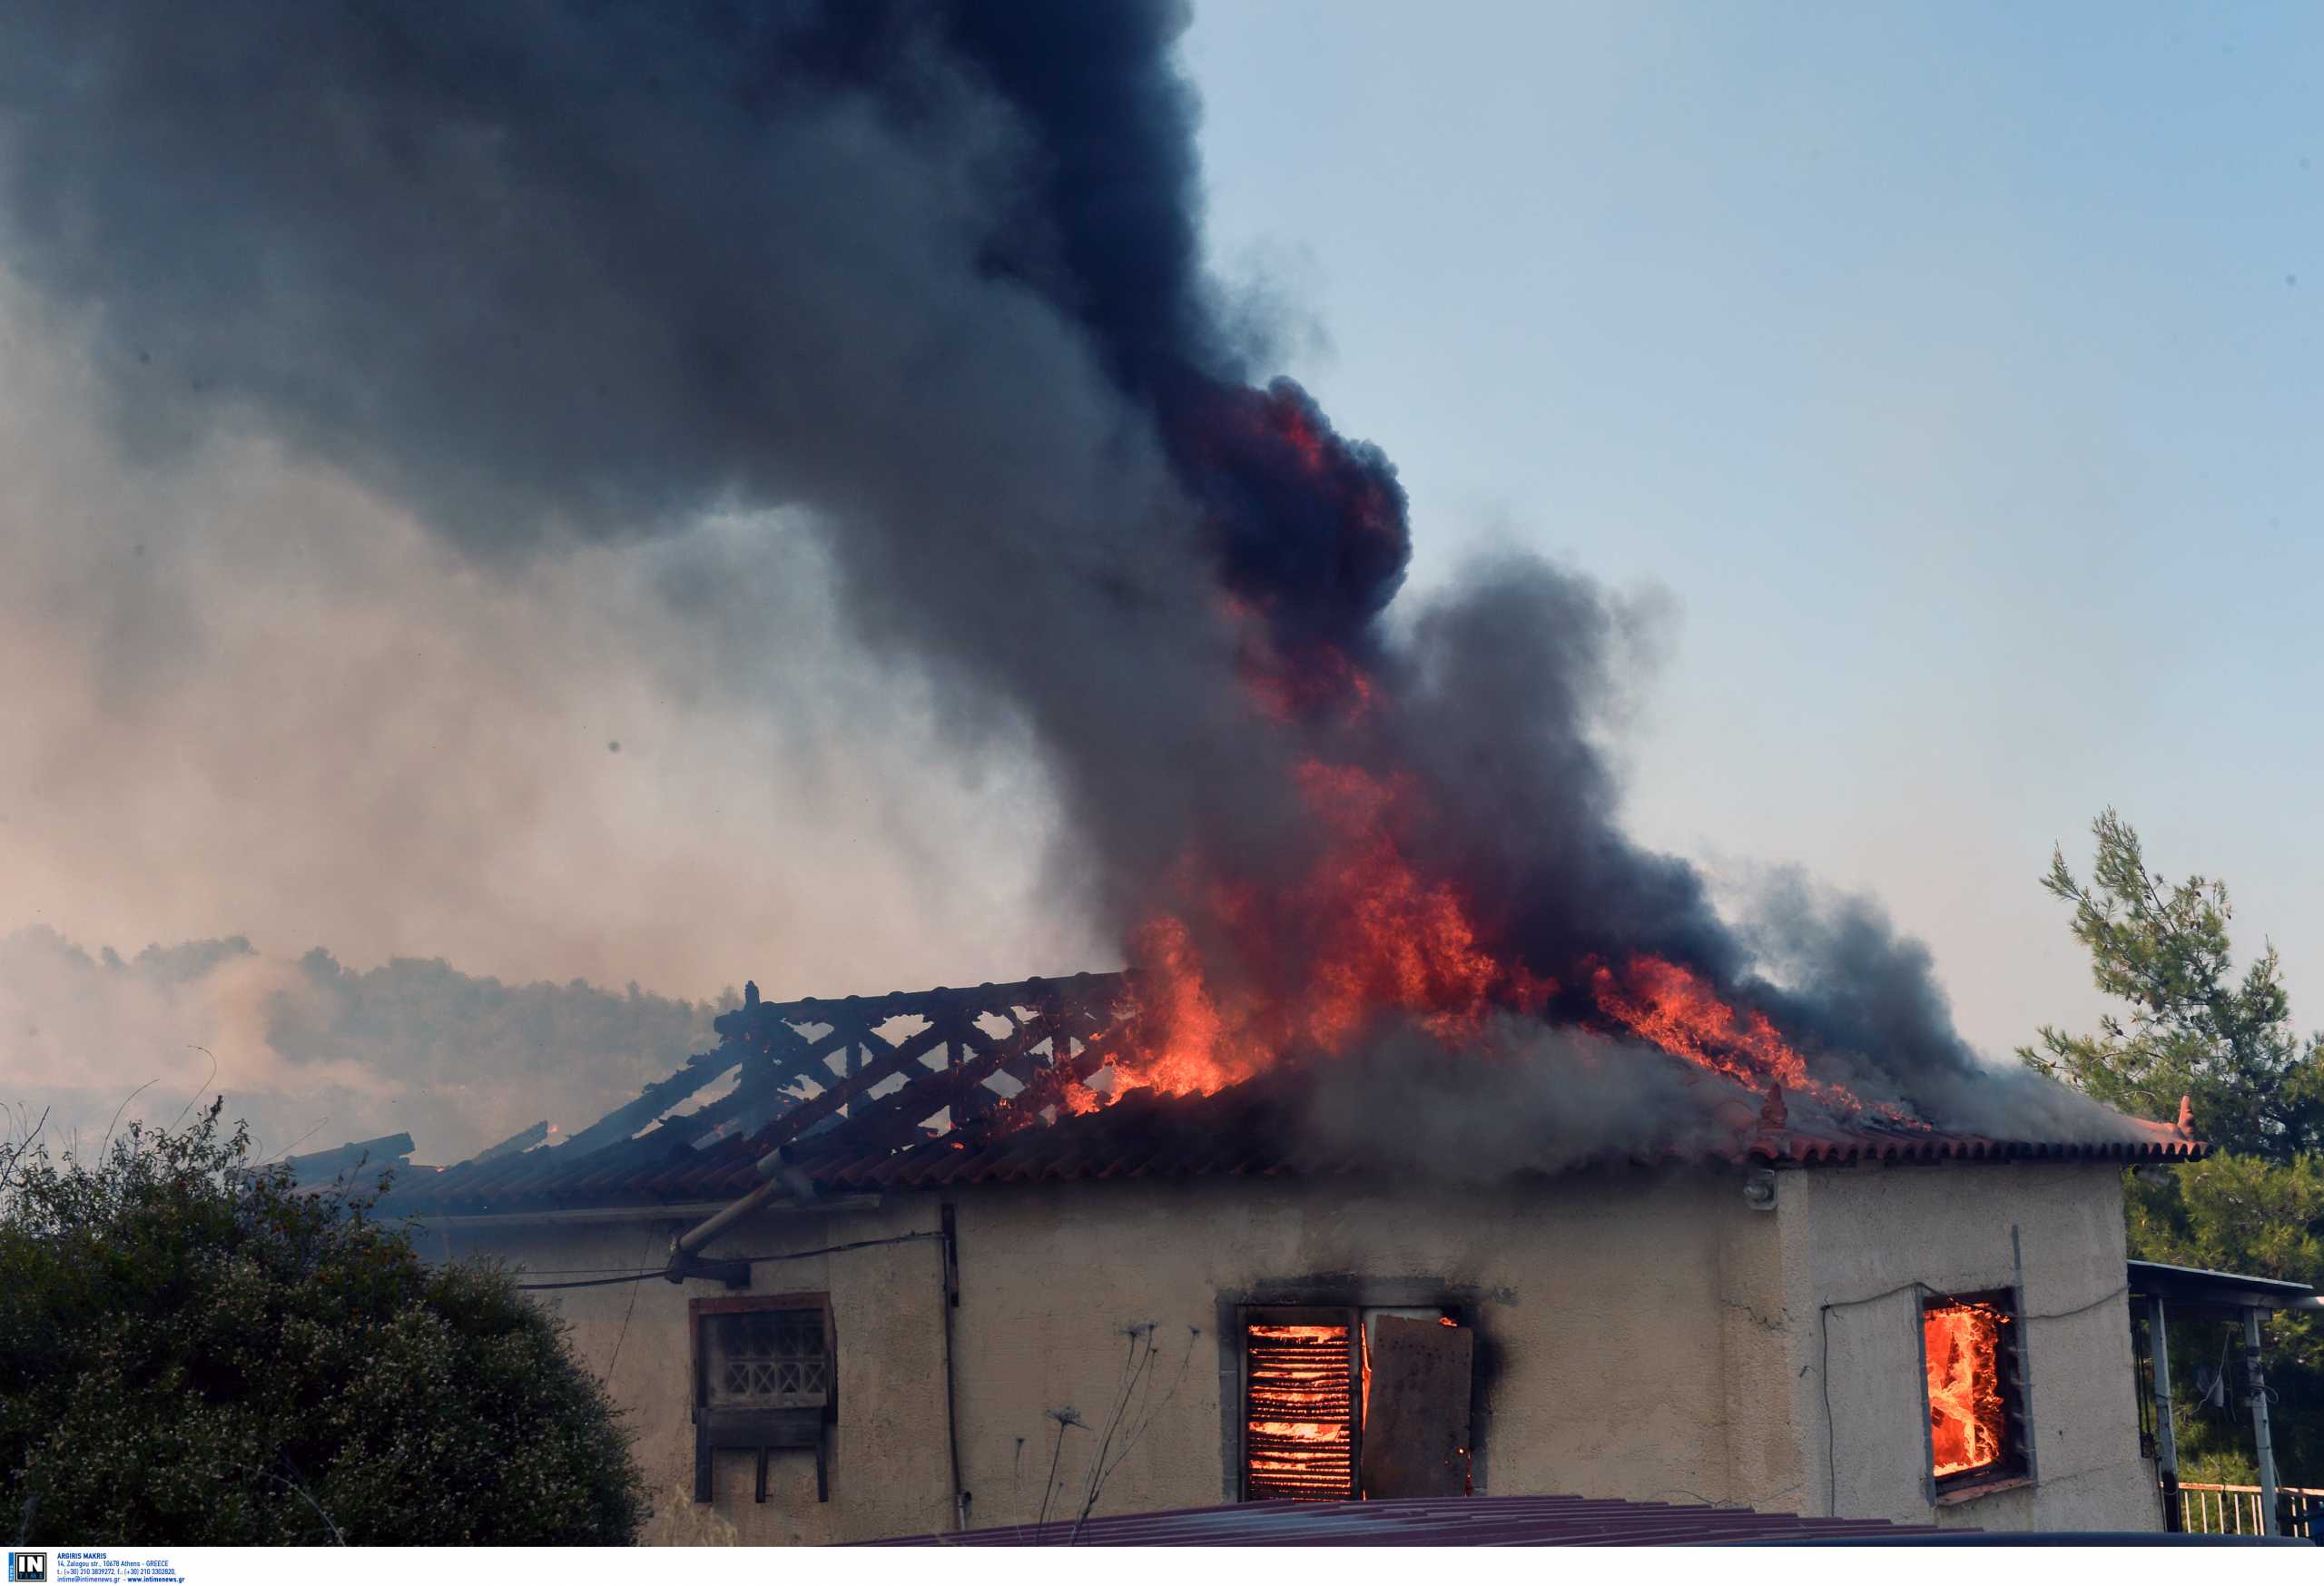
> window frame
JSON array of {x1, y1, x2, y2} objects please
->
[
  {"x1": 1227, "y1": 1297, "x2": 1476, "y2": 1503},
  {"x1": 1917, "y1": 1286, "x2": 2031, "y2": 1496},
  {"x1": 689, "y1": 1291, "x2": 837, "y2": 1504},
  {"x1": 696, "y1": 1294, "x2": 835, "y2": 1411}
]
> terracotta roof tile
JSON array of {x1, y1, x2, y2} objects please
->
[{"x1": 376, "y1": 992, "x2": 2204, "y2": 1218}]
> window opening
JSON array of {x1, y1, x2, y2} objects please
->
[
  {"x1": 692, "y1": 1294, "x2": 835, "y2": 1504},
  {"x1": 1240, "y1": 1305, "x2": 1471, "y2": 1502},
  {"x1": 1244, "y1": 1318, "x2": 1357, "y2": 1501},
  {"x1": 1922, "y1": 1289, "x2": 2026, "y2": 1488}
]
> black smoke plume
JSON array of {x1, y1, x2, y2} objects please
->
[{"x1": 0, "y1": 0, "x2": 2124, "y2": 1138}]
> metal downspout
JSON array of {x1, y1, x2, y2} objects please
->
[
  {"x1": 2244, "y1": 1306, "x2": 2280, "y2": 1536},
  {"x1": 940, "y1": 1202, "x2": 967, "y2": 1531},
  {"x1": 2149, "y1": 1295, "x2": 2180, "y2": 1532}
]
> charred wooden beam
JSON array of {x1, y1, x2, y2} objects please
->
[
  {"x1": 281, "y1": 1131, "x2": 416, "y2": 1184},
  {"x1": 714, "y1": 973, "x2": 1128, "y2": 1040},
  {"x1": 471, "y1": 1121, "x2": 548, "y2": 1163},
  {"x1": 555, "y1": 1051, "x2": 744, "y2": 1158},
  {"x1": 543, "y1": 972, "x2": 1132, "y2": 1179},
  {"x1": 747, "y1": 1019, "x2": 963, "y2": 1157},
  {"x1": 800, "y1": 1012, "x2": 1082, "y2": 1155}
]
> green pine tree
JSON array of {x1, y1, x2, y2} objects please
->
[{"x1": 2023, "y1": 810, "x2": 2324, "y2": 1486}]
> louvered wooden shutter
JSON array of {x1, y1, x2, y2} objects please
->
[{"x1": 1244, "y1": 1318, "x2": 1357, "y2": 1501}]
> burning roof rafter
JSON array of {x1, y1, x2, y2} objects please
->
[{"x1": 379, "y1": 969, "x2": 2205, "y2": 1217}]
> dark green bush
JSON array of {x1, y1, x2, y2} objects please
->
[{"x1": 0, "y1": 1101, "x2": 647, "y2": 1543}]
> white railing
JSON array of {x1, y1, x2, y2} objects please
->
[{"x1": 2177, "y1": 1482, "x2": 2324, "y2": 1537}]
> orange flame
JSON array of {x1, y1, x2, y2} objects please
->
[
  {"x1": 1246, "y1": 1323, "x2": 1354, "y2": 1500},
  {"x1": 1076, "y1": 854, "x2": 1892, "y2": 1123},
  {"x1": 1012, "y1": 537, "x2": 1894, "y2": 1131},
  {"x1": 1924, "y1": 1301, "x2": 2010, "y2": 1478},
  {"x1": 1091, "y1": 760, "x2": 1547, "y2": 1102},
  {"x1": 1589, "y1": 953, "x2": 1864, "y2": 1118}
]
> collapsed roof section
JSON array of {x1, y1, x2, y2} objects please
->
[
  {"x1": 337, "y1": 972, "x2": 2207, "y2": 1218},
  {"x1": 364, "y1": 972, "x2": 1128, "y2": 1212}
]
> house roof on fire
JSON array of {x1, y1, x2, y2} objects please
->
[{"x1": 334, "y1": 972, "x2": 2206, "y2": 1219}]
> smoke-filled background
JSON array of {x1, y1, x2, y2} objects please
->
[{"x1": 3, "y1": 0, "x2": 2307, "y2": 1157}]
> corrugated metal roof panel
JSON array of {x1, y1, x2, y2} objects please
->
[{"x1": 856, "y1": 1493, "x2": 1960, "y2": 1546}]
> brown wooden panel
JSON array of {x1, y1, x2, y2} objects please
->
[{"x1": 1360, "y1": 1315, "x2": 1473, "y2": 1499}]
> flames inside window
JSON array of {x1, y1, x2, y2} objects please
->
[
  {"x1": 1921, "y1": 1294, "x2": 2022, "y2": 1484},
  {"x1": 1242, "y1": 1309, "x2": 1473, "y2": 1502},
  {"x1": 1245, "y1": 1322, "x2": 1356, "y2": 1501}
]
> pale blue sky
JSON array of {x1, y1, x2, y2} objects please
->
[{"x1": 1185, "y1": 1, "x2": 2323, "y2": 1059}]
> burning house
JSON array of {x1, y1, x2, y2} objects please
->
[
  {"x1": 377, "y1": 970, "x2": 2204, "y2": 1544},
  {"x1": 7, "y1": 0, "x2": 2242, "y2": 1544}
]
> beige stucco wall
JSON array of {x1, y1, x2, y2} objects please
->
[
  {"x1": 938, "y1": 1171, "x2": 1797, "y2": 1528},
  {"x1": 439, "y1": 1204, "x2": 952, "y2": 1544},
  {"x1": 441, "y1": 1157, "x2": 2154, "y2": 1542},
  {"x1": 1775, "y1": 1158, "x2": 2159, "y2": 1532}
]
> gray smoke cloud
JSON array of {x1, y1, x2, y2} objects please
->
[
  {"x1": 0, "y1": 0, "x2": 1303, "y2": 925},
  {"x1": 0, "y1": 0, "x2": 2142, "y2": 1152},
  {"x1": 1296, "y1": 1008, "x2": 2143, "y2": 1183},
  {"x1": 0, "y1": 257, "x2": 1100, "y2": 1150},
  {"x1": 0, "y1": 0, "x2": 1269, "y2": 1153},
  {"x1": 1736, "y1": 873, "x2": 2138, "y2": 1141},
  {"x1": 1297, "y1": 1017, "x2": 1742, "y2": 1184}
]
